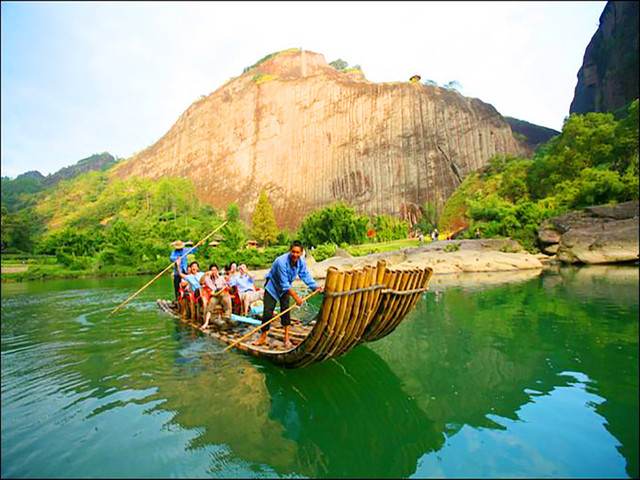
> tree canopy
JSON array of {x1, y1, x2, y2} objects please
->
[{"x1": 251, "y1": 190, "x2": 278, "y2": 245}]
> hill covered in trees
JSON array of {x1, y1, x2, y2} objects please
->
[
  {"x1": 440, "y1": 100, "x2": 638, "y2": 251},
  {"x1": 1, "y1": 152, "x2": 116, "y2": 212}
]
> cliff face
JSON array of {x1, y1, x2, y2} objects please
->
[
  {"x1": 570, "y1": 1, "x2": 639, "y2": 115},
  {"x1": 112, "y1": 49, "x2": 527, "y2": 230}
]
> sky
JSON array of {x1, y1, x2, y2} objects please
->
[{"x1": 1, "y1": 1, "x2": 607, "y2": 178}]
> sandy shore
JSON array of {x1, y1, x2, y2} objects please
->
[{"x1": 249, "y1": 239, "x2": 552, "y2": 287}]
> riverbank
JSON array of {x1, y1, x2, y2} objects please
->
[
  {"x1": 6, "y1": 237, "x2": 629, "y2": 286},
  {"x1": 249, "y1": 238, "x2": 551, "y2": 281}
]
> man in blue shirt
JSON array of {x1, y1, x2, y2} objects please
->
[
  {"x1": 253, "y1": 240, "x2": 322, "y2": 349},
  {"x1": 169, "y1": 240, "x2": 197, "y2": 301}
]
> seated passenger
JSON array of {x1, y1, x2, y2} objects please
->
[
  {"x1": 224, "y1": 262, "x2": 239, "y2": 282},
  {"x1": 179, "y1": 264, "x2": 193, "y2": 293},
  {"x1": 228, "y1": 264, "x2": 264, "y2": 316},
  {"x1": 200, "y1": 263, "x2": 232, "y2": 330},
  {"x1": 181, "y1": 262, "x2": 204, "y2": 292}
]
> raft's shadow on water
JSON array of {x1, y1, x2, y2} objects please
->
[
  {"x1": 261, "y1": 347, "x2": 447, "y2": 477},
  {"x1": 155, "y1": 337, "x2": 446, "y2": 478}
]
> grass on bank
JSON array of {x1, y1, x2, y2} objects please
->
[{"x1": 344, "y1": 238, "x2": 420, "y2": 256}]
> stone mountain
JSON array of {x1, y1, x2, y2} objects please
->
[
  {"x1": 570, "y1": 1, "x2": 639, "y2": 115},
  {"x1": 112, "y1": 49, "x2": 528, "y2": 230}
]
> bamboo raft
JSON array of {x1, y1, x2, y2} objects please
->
[{"x1": 157, "y1": 261, "x2": 433, "y2": 368}]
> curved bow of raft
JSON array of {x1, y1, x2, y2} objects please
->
[{"x1": 157, "y1": 260, "x2": 433, "y2": 368}]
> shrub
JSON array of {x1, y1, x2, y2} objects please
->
[
  {"x1": 310, "y1": 243, "x2": 338, "y2": 262},
  {"x1": 299, "y1": 202, "x2": 368, "y2": 247}
]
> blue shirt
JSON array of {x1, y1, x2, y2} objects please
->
[
  {"x1": 169, "y1": 247, "x2": 198, "y2": 275},
  {"x1": 229, "y1": 273, "x2": 256, "y2": 292},
  {"x1": 184, "y1": 271, "x2": 204, "y2": 291},
  {"x1": 265, "y1": 252, "x2": 317, "y2": 300}
]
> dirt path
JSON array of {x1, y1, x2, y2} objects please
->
[{"x1": 1, "y1": 265, "x2": 28, "y2": 273}]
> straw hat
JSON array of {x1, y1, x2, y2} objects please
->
[
  {"x1": 171, "y1": 240, "x2": 185, "y2": 249},
  {"x1": 184, "y1": 240, "x2": 194, "y2": 247}
]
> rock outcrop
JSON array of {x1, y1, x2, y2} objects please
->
[
  {"x1": 112, "y1": 49, "x2": 527, "y2": 230},
  {"x1": 538, "y1": 200, "x2": 639, "y2": 264},
  {"x1": 570, "y1": 1, "x2": 639, "y2": 115}
]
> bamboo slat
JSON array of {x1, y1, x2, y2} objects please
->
[
  {"x1": 326, "y1": 268, "x2": 365, "y2": 359},
  {"x1": 315, "y1": 270, "x2": 353, "y2": 362},
  {"x1": 376, "y1": 267, "x2": 433, "y2": 340},
  {"x1": 363, "y1": 267, "x2": 397, "y2": 339},
  {"x1": 374, "y1": 268, "x2": 422, "y2": 340},
  {"x1": 281, "y1": 266, "x2": 341, "y2": 366},
  {"x1": 351, "y1": 260, "x2": 388, "y2": 347},
  {"x1": 363, "y1": 268, "x2": 406, "y2": 341},
  {"x1": 336, "y1": 266, "x2": 370, "y2": 355}
]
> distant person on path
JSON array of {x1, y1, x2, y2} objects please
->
[{"x1": 253, "y1": 240, "x2": 322, "y2": 349}]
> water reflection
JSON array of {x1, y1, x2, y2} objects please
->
[
  {"x1": 1, "y1": 267, "x2": 638, "y2": 478},
  {"x1": 370, "y1": 266, "x2": 638, "y2": 477}
]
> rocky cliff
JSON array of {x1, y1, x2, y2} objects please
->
[
  {"x1": 570, "y1": 1, "x2": 639, "y2": 115},
  {"x1": 538, "y1": 200, "x2": 639, "y2": 264},
  {"x1": 112, "y1": 49, "x2": 527, "y2": 229}
]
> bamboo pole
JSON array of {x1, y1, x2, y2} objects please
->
[
  {"x1": 377, "y1": 267, "x2": 432, "y2": 340},
  {"x1": 345, "y1": 261, "x2": 385, "y2": 350},
  {"x1": 316, "y1": 270, "x2": 352, "y2": 361},
  {"x1": 325, "y1": 268, "x2": 363, "y2": 359},
  {"x1": 336, "y1": 266, "x2": 368, "y2": 356},
  {"x1": 290, "y1": 267, "x2": 341, "y2": 368},
  {"x1": 224, "y1": 289, "x2": 321, "y2": 352},
  {"x1": 378, "y1": 268, "x2": 421, "y2": 338},
  {"x1": 367, "y1": 267, "x2": 410, "y2": 341},
  {"x1": 377, "y1": 268, "x2": 414, "y2": 337},
  {"x1": 310, "y1": 270, "x2": 346, "y2": 357},
  {"x1": 363, "y1": 267, "x2": 399, "y2": 340},
  {"x1": 108, "y1": 221, "x2": 227, "y2": 317}
]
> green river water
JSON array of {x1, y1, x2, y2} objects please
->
[{"x1": 1, "y1": 265, "x2": 638, "y2": 478}]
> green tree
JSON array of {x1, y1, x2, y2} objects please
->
[
  {"x1": 221, "y1": 221, "x2": 246, "y2": 251},
  {"x1": 299, "y1": 202, "x2": 369, "y2": 247},
  {"x1": 329, "y1": 59, "x2": 348, "y2": 70},
  {"x1": 251, "y1": 190, "x2": 279, "y2": 245},
  {"x1": 226, "y1": 203, "x2": 240, "y2": 223},
  {"x1": 373, "y1": 215, "x2": 409, "y2": 242}
]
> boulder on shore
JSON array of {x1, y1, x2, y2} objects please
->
[{"x1": 537, "y1": 200, "x2": 639, "y2": 264}]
